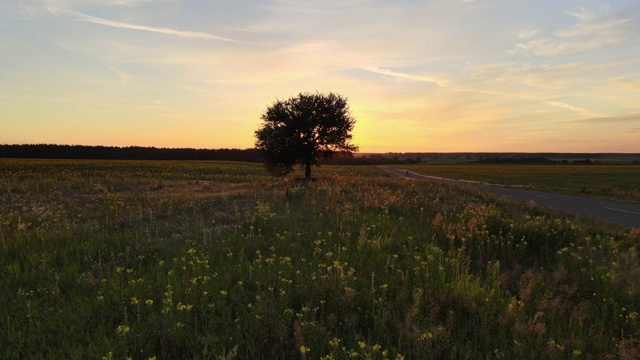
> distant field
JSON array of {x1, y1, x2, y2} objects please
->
[
  {"x1": 399, "y1": 164, "x2": 640, "y2": 203},
  {"x1": 1, "y1": 159, "x2": 639, "y2": 359}
]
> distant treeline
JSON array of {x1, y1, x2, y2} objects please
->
[
  {"x1": 476, "y1": 157, "x2": 557, "y2": 164},
  {"x1": 324, "y1": 153, "x2": 422, "y2": 165},
  {"x1": 2, "y1": 145, "x2": 637, "y2": 165},
  {"x1": 0, "y1": 144, "x2": 425, "y2": 165},
  {"x1": 0, "y1": 144, "x2": 263, "y2": 162},
  {"x1": 476, "y1": 157, "x2": 638, "y2": 165}
]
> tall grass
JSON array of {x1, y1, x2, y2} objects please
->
[{"x1": 1, "y1": 160, "x2": 639, "y2": 359}]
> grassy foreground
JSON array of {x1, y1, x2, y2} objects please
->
[
  {"x1": 399, "y1": 164, "x2": 640, "y2": 203},
  {"x1": 1, "y1": 159, "x2": 639, "y2": 359}
]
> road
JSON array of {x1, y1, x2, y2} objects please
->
[{"x1": 380, "y1": 166, "x2": 640, "y2": 229}]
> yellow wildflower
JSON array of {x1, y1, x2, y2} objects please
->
[{"x1": 116, "y1": 325, "x2": 130, "y2": 334}]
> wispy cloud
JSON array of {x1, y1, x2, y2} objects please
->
[
  {"x1": 362, "y1": 66, "x2": 449, "y2": 86},
  {"x1": 512, "y1": 5, "x2": 629, "y2": 57},
  {"x1": 105, "y1": 64, "x2": 131, "y2": 85},
  {"x1": 511, "y1": 30, "x2": 623, "y2": 57},
  {"x1": 579, "y1": 113, "x2": 640, "y2": 123},
  {"x1": 609, "y1": 76, "x2": 640, "y2": 91},
  {"x1": 516, "y1": 29, "x2": 540, "y2": 39},
  {"x1": 556, "y1": 17, "x2": 629, "y2": 37},
  {"x1": 47, "y1": 7, "x2": 243, "y2": 43},
  {"x1": 545, "y1": 101, "x2": 598, "y2": 117},
  {"x1": 567, "y1": 6, "x2": 598, "y2": 22},
  {"x1": 364, "y1": 61, "x2": 603, "y2": 119},
  {"x1": 107, "y1": 0, "x2": 177, "y2": 5}
]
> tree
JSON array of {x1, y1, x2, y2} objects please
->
[{"x1": 255, "y1": 92, "x2": 358, "y2": 179}]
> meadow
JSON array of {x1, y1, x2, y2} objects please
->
[
  {"x1": 399, "y1": 164, "x2": 640, "y2": 204},
  {"x1": 1, "y1": 159, "x2": 639, "y2": 359}
]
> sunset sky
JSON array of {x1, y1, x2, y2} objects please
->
[{"x1": 2, "y1": 0, "x2": 639, "y2": 153}]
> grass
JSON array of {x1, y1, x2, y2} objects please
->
[
  {"x1": 397, "y1": 164, "x2": 640, "y2": 204},
  {"x1": 1, "y1": 159, "x2": 639, "y2": 359}
]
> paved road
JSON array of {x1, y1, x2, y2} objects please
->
[{"x1": 380, "y1": 166, "x2": 640, "y2": 229}]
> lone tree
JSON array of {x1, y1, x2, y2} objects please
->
[{"x1": 255, "y1": 92, "x2": 358, "y2": 179}]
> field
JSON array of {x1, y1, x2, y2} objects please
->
[
  {"x1": 398, "y1": 164, "x2": 640, "y2": 204},
  {"x1": 1, "y1": 159, "x2": 640, "y2": 359}
]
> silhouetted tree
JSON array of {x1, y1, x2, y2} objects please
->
[{"x1": 254, "y1": 92, "x2": 358, "y2": 179}]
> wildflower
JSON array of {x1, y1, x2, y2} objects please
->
[
  {"x1": 97, "y1": 295, "x2": 104, "y2": 301},
  {"x1": 329, "y1": 338, "x2": 341, "y2": 348},
  {"x1": 372, "y1": 344, "x2": 381, "y2": 352},
  {"x1": 176, "y1": 302, "x2": 193, "y2": 311},
  {"x1": 358, "y1": 341, "x2": 367, "y2": 349},
  {"x1": 117, "y1": 325, "x2": 130, "y2": 334},
  {"x1": 220, "y1": 290, "x2": 228, "y2": 296},
  {"x1": 300, "y1": 346, "x2": 310, "y2": 355},
  {"x1": 572, "y1": 349, "x2": 582, "y2": 356},
  {"x1": 130, "y1": 297, "x2": 139, "y2": 305},
  {"x1": 421, "y1": 332, "x2": 433, "y2": 340},
  {"x1": 432, "y1": 213, "x2": 444, "y2": 227},
  {"x1": 176, "y1": 322, "x2": 184, "y2": 329}
]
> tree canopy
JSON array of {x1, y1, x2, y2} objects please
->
[{"x1": 254, "y1": 92, "x2": 358, "y2": 179}]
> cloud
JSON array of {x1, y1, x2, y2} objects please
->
[
  {"x1": 567, "y1": 6, "x2": 598, "y2": 22},
  {"x1": 516, "y1": 29, "x2": 540, "y2": 39},
  {"x1": 609, "y1": 76, "x2": 640, "y2": 91},
  {"x1": 579, "y1": 114, "x2": 640, "y2": 123},
  {"x1": 512, "y1": 5, "x2": 629, "y2": 57},
  {"x1": 556, "y1": 17, "x2": 629, "y2": 37},
  {"x1": 362, "y1": 66, "x2": 449, "y2": 86},
  {"x1": 47, "y1": 7, "x2": 244, "y2": 43},
  {"x1": 628, "y1": 128, "x2": 640, "y2": 133},
  {"x1": 544, "y1": 101, "x2": 598, "y2": 117},
  {"x1": 107, "y1": 0, "x2": 177, "y2": 5},
  {"x1": 105, "y1": 64, "x2": 131, "y2": 85}
]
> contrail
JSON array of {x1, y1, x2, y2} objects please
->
[{"x1": 48, "y1": 7, "x2": 243, "y2": 43}]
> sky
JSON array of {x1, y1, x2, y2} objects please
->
[{"x1": 1, "y1": 0, "x2": 640, "y2": 153}]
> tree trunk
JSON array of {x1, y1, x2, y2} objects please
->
[{"x1": 305, "y1": 161, "x2": 311, "y2": 179}]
